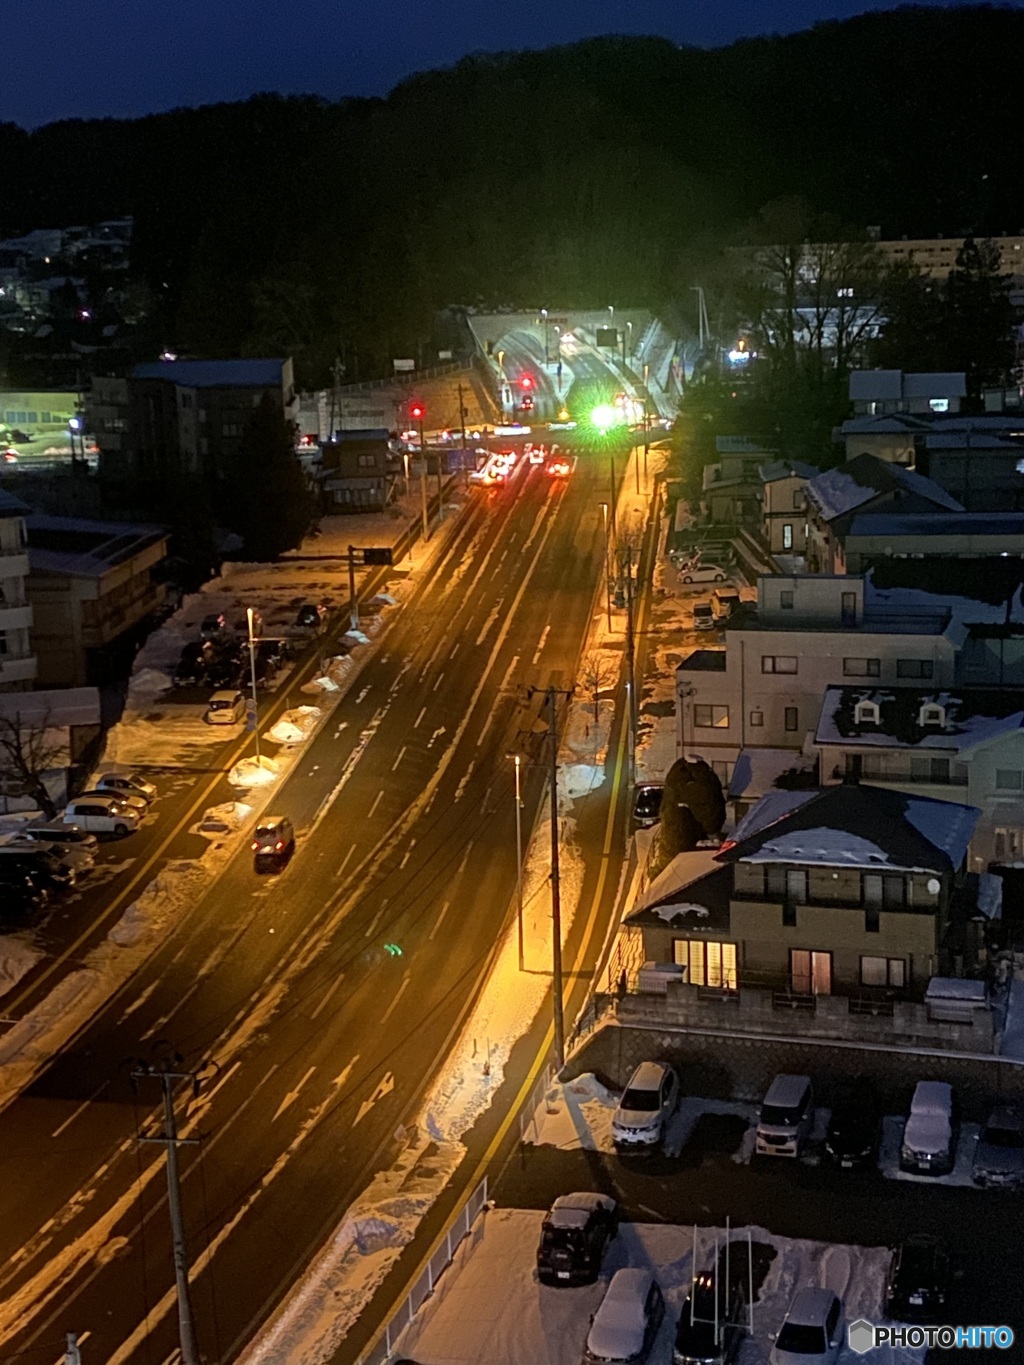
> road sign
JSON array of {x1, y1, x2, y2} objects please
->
[{"x1": 363, "y1": 547, "x2": 393, "y2": 566}]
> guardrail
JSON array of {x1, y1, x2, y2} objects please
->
[
  {"x1": 518, "y1": 1061, "x2": 554, "y2": 1145},
  {"x1": 357, "y1": 1176, "x2": 490, "y2": 1364}
]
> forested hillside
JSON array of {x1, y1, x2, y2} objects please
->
[{"x1": 1, "y1": 5, "x2": 1019, "y2": 385}]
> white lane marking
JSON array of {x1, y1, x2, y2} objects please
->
[
  {"x1": 414, "y1": 706, "x2": 426, "y2": 728},
  {"x1": 117, "y1": 978, "x2": 159, "y2": 1023},
  {"x1": 310, "y1": 972, "x2": 346, "y2": 1020},
  {"x1": 531, "y1": 623, "x2": 551, "y2": 665},
  {"x1": 364, "y1": 900, "x2": 388, "y2": 938},
  {"x1": 51, "y1": 1080, "x2": 111, "y2": 1139},
  {"x1": 449, "y1": 642, "x2": 459, "y2": 659},
  {"x1": 432, "y1": 671, "x2": 444, "y2": 692},
  {"x1": 476, "y1": 653, "x2": 519, "y2": 749},
  {"x1": 427, "y1": 725, "x2": 446, "y2": 748},
  {"x1": 309, "y1": 704, "x2": 391, "y2": 837},
  {"x1": 380, "y1": 971, "x2": 412, "y2": 1026},
  {"x1": 356, "y1": 686, "x2": 371, "y2": 703},
  {"x1": 335, "y1": 843, "x2": 357, "y2": 878},
  {"x1": 391, "y1": 745, "x2": 407, "y2": 772},
  {"x1": 428, "y1": 900, "x2": 451, "y2": 941},
  {"x1": 368, "y1": 789, "x2": 384, "y2": 818},
  {"x1": 333, "y1": 721, "x2": 348, "y2": 739},
  {"x1": 454, "y1": 761, "x2": 475, "y2": 803},
  {"x1": 332, "y1": 1056, "x2": 359, "y2": 1089},
  {"x1": 354, "y1": 1071, "x2": 395, "y2": 1126},
  {"x1": 399, "y1": 838, "x2": 416, "y2": 870},
  {"x1": 272, "y1": 1066, "x2": 317, "y2": 1123},
  {"x1": 474, "y1": 601, "x2": 501, "y2": 647}
]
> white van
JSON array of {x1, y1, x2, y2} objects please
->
[
  {"x1": 712, "y1": 587, "x2": 741, "y2": 622},
  {"x1": 62, "y1": 796, "x2": 140, "y2": 837},
  {"x1": 755, "y1": 1074, "x2": 814, "y2": 1158},
  {"x1": 901, "y1": 1080, "x2": 956, "y2": 1175}
]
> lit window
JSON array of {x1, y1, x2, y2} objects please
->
[{"x1": 674, "y1": 939, "x2": 737, "y2": 989}]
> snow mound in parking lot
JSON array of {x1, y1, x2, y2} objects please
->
[{"x1": 0, "y1": 938, "x2": 44, "y2": 1001}]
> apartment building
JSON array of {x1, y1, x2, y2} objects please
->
[
  {"x1": 848, "y1": 370, "x2": 965, "y2": 417},
  {"x1": 675, "y1": 575, "x2": 957, "y2": 781},
  {"x1": 626, "y1": 784, "x2": 981, "y2": 999},
  {"x1": 0, "y1": 491, "x2": 37, "y2": 691}
]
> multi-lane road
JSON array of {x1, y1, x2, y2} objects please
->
[{"x1": 0, "y1": 444, "x2": 645, "y2": 1362}]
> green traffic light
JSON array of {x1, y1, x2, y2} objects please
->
[{"x1": 590, "y1": 404, "x2": 618, "y2": 432}]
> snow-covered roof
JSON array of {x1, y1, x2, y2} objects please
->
[
  {"x1": 728, "y1": 748, "x2": 818, "y2": 800},
  {"x1": 628, "y1": 863, "x2": 732, "y2": 932},
  {"x1": 759, "y1": 458, "x2": 820, "y2": 483},
  {"x1": 721, "y1": 785, "x2": 979, "y2": 874},
  {"x1": 805, "y1": 453, "x2": 962, "y2": 523},
  {"x1": 131, "y1": 358, "x2": 288, "y2": 388},
  {"x1": 815, "y1": 686, "x2": 1024, "y2": 751},
  {"x1": 925, "y1": 977, "x2": 987, "y2": 1004},
  {"x1": 27, "y1": 515, "x2": 167, "y2": 577},
  {"x1": 730, "y1": 790, "x2": 817, "y2": 843},
  {"x1": 548, "y1": 1192, "x2": 615, "y2": 1228}
]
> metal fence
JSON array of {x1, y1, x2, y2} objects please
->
[
  {"x1": 518, "y1": 1061, "x2": 555, "y2": 1145},
  {"x1": 358, "y1": 1175, "x2": 490, "y2": 1364}
]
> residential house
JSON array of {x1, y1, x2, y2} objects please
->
[
  {"x1": 815, "y1": 685, "x2": 1024, "y2": 873},
  {"x1": 626, "y1": 784, "x2": 982, "y2": 1000},
  {"x1": 848, "y1": 370, "x2": 966, "y2": 417},
  {"x1": 758, "y1": 459, "x2": 819, "y2": 556},
  {"x1": 318, "y1": 428, "x2": 391, "y2": 511},
  {"x1": 804, "y1": 453, "x2": 962, "y2": 573},
  {"x1": 916, "y1": 428, "x2": 1024, "y2": 511},
  {"x1": 841, "y1": 511, "x2": 1024, "y2": 573},
  {"x1": 675, "y1": 574, "x2": 958, "y2": 783},
  {"x1": 701, "y1": 437, "x2": 771, "y2": 526},
  {"x1": 0, "y1": 491, "x2": 36, "y2": 691},
  {"x1": 26, "y1": 515, "x2": 169, "y2": 686}
]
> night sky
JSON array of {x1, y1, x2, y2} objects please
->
[{"x1": 9, "y1": 0, "x2": 1002, "y2": 129}]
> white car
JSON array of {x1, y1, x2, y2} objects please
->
[
  {"x1": 61, "y1": 796, "x2": 140, "y2": 837},
  {"x1": 97, "y1": 772, "x2": 157, "y2": 803},
  {"x1": 901, "y1": 1080, "x2": 956, "y2": 1175},
  {"x1": 205, "y1": 690, "x2": 246, "y2": 725},
  {"x1": 680, "y1": 564, "x2": 728, "y2": 584},
  {"x1": 770, "y1": 1288, "x2": 844, "y2": 1365},
  {"x1": 611, "y1": 1061, "x2": 679, "y2": 1150}
]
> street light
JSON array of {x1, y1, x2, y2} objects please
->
[
  {"x1": 599, "y1": 502, "x2": 612, "y2": 631},
  {"x1": 410, "y1": 402, "x2": 428, "y2": 539},
  {"x1": 591, "y1": 406, "x2": 618, "y2": 539},
  {"x1": 246, "y1": 607, "x2": 260, "y2": 765},
  {"x1": 514, "y1": 754, "x2": 524, "y2": 972}
]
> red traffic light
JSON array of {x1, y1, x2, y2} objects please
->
[
  {"x1": 519, "y1": 374, "x2": 534, "y2": 390},
  {"x1": 409, "y1": 402, "x2": 425, "y2": 420}
]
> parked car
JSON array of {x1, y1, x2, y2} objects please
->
[
  {"x1": 204, "y1": 690, "x2": 246, "y2": 725},
  {"x1": 770, "y1": 1288, "x2": 844, "y2": 1365},
  {"x1": 257, "y1": 637, "x2": 291, "y2": 670},
  {"x1": 251, "y1": 815, "x2": 296, "y2": 874},
  {"x1": 26, "y1": 821, "x2": 99, "y2": 855},
  {"x1": 0, "y1": 877, "x2": 43, "y2": 920},
  {"x1": 712, "y1": 587, "x2": 741, "y2": 622},
  {"x1": 535, "y1": 1192, "x2": 617, "y2": 1286},
  {"x1": 295, "y1": 603, "x2": 328, "y2": 631},
  {"x1": 62, "y1": 796, "x2": 140, "y2": 837},
  {"x1": 200, "y1": 612, "x2": 229, "y2": 639},
  {"x1": 611, "y1": 1060, "x2": 679, "y2": 1151},
  {"x1": 900, "y1": 1080, "x2": 956, "y2": 1176},
  {"x1": 633, "y1": 784, "x2": 664, "y2": 828},
  {"x1": 693, "y1": 601, "x2": 715, "y2": 631},
  {"x1": 972, "y1": 1102, "x2": 1024, "y2": 1188},
  {"x1": 0, "y1": 835, "x2": 93, "y2": 876},
  {"x1": 823, "y1": 1081, "x2": 879, "y2": 1169},
  {"x1": 79, "y1": 788, "x2": 148, "y2": 815},
  {"x1": 755, "y1": 1074, "x2": 814, "y2": 1158},
  {"x1": 97, "y1": 772, "x2": 157, "y2": 803},
  {"x1": 207, "y1": 653, "x2": 245, "y2": 690},
  {"x1": 885, "y1": 1235, "x2": 953, "y2": 1321},
  {"x1": 583, "y1": 1267, "x2": 664, "y2": 1365},
  {"x1": 673, "y1": 1272, "x2": 747, "y2": 1365},
  {"x1": 233, "y1": 608, "x2": 264, "y2": 638},
  {"x1": 173, "y1": 644, "x2": 207, "y2": 688},
  {"x1": 0, "y1": 846, "x2": 71, "y2": 889},
  {"x1": 680, "y1": 564, "x2": 728, "y2": 584}
]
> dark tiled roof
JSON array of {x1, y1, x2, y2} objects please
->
[{"x1": 678, "y1": 649, "x2": 727, "y2": 672}]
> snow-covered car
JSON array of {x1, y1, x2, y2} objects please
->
[
  {"x1": 62, "y1": 796, "x2": 140, "y2": 837},
  {"x1": 204, "y1": 690, "x2": 246, "y2": 725},
  {"x1": 755, "y1": 1074, "x2": 814, "y2": 1158},
  {"x1": 770, "y1": 1288, "x2": 843, "y2": 1365},
  {"x1": 535, "y1": 1192, "x2": 617, "y2": 1286},
  {"x1": 972, "y1": 1102, "x2": 1024, "y2": 1187},
  {"x1": 584, "y1": 1267, "x2": 664, "y2": 1364},
  {"x1": 97, "y1": 772, "x2": 157, "y2": 803},
  {"x1": 900, "y1": 1080, "x2": 956, "y2": 1175},
  {"x1": 26, "y1": 821, "x2": 99, "y2": 854},
  {"x1": 611, "y1": 1061, "x2": 679, "y2": 1151},
  {"x1": 680, "y1": 564, "x2": 728, "y2": 584}
]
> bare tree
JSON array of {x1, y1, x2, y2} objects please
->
[
  {"x1": 0, "y1": 712, "x2": 66, "y2": 818},
  {"x1": 579, "y1": 651, "x2": 617, "y2": 723}
]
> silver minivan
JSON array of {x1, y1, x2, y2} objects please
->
[{"x1": 755, "y1": 1074, "x2": 814, "y2": 1158}]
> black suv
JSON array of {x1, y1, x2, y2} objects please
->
[
  {"x1": 673, "y1": 1273, "x2": 747, "y2": 1365},
  {"x1": 885, "y1": 1235, "x2": 953, "y2": 1321},
  {"x1": 536, "y1": 1192, "x2": 617, "y2": 1286},
  {"x1": 824, "y1": 1080, "x2": 880, "y2": 1169}
]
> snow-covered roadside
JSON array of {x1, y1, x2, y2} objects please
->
[{"x1": 392, "y1": 1208, "x2": 925, "y2": 1365}]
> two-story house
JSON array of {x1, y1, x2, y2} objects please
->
[
  {"x1": 758, "y1": 459, "x2": 819, "y2": 557},
  {"x1": 675, "y1": 575, "x2": 957, "y2": 784},
  {"x1": 700, "y1": 437, "x2": 772, "y2": 526},
  {"x1": 318, "y1": 428, "x2": 391, "y2": 511},
  {"x1": 815, "y1": 685, "x2": 1024, "y2": 872},
  {"x1": 626, "y1": 784, "x2": 981, "y2": 1000},
  {"x1": 804, "y1": 453, "x2": 962, "y2": 574}
]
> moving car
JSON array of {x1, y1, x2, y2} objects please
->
[
  {"x1": 673, "y1": 1272, "x2": 747, "y2": 1365},
  {"x1": 755, "y1": 1074, "x2": 814, "y2": 1158},
  {"x1": 823, "y1": 1081, "x2": 879, "y2": 1169},
  {"x1": 536, "y1": 1192, "x2": 617, "y2": 1286},
  {"x1": 972, "y1": 1102, "x2": 1024, "y2": 1188},
  {"x1": 900, "y1": 1080, "x2": 956, "y2": 1176},
  {"x1": 62, "y1": 796, "x2": 140, "y2": 836},
  {"x1": 584, "y1": 1267, "x2": 664, "y2": 1365},
  {"x1": 885, "y1": 1235, "x2": 952, "y2": 1321},
  {"x1": 527, "y1": 443, "x2": 546, "y2": 465},
  {"x1": 252, "y1": 815, "x2": 296, "y2": 873},
  {"x1": 547, "y1": 456, "x2": 571, "y2": 478},
  {"x1": 97, "y1": 772, "x2": 157, "y2": 803},
  {"x1": 611, "y1": 1060, "x2": 679, "y2": 1151},
  {"x1": 770, "y1": 1289, "x2": 844, "y2": 1365},
  {"x1": 680, "y1": 564, "x2": 728, "y2": 584},
  {"x1": 204, "y1": 690, "x2": 246, "y2": 725},
  {"x1": 632, "y1": 784, "x2": 664, "y2": 828}
]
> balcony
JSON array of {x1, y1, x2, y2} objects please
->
[
  {"x1": 0, "y1": 552, "x2": 29, "y2": 579},
  {"x1": 0, "y1": 605, "x2": 32, "y2": 632},
  {"x1": 0, "y1": 655, "x2": 38, "y2": 684}
]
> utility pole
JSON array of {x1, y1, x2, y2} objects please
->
[
  {"x1": 546, "y1": 687, "x2": 566, "y2": 1069},
  {"x1": 623, "y1": 543, "x2": 638, "y2": 781},
  {"x1": 457, "y1": 381, "x2": 468, "y2": 457},
  {"x1": 131, "y1": 1059, "x2": 205, "y2": 1365},
  {"x1": 65, "y1": 1333, "x2": 82, "y2": 1365}
]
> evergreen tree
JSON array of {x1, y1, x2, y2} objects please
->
[
  {"x1": 943, "y1": 237, "x2": 1014, "y2": 406},
  {"x1": 222, "y1": 396, "x2": 317, "y2": 561}
]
